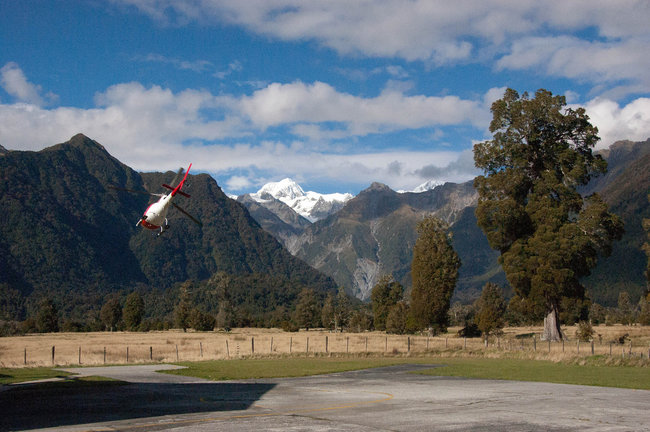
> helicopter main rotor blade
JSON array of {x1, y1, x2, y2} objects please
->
[
  {"x1": 169, "y1": 167, "x2": 185, "y2": 188},
  {"x1": 107, "y1": 185, "x2": 164, "y2": 197},
  {"x1": 172, "y1": 202, "x2": 202, "y2": 226}
]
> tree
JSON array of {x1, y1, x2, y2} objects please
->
[
  {"x1": 474, "y1": 283, "x2": 506, "y2": 339},
  {"x1": 174, "y1": 282, "x2": 192, "y2": 331},
  {"x1": 386, "y1": 301, "x2": 409, "y2": 334},
  {"x1": 100, "y1": 297, "x2": 121, "y2": 331},
  {"x1": 410, "y1": 216, "x2": 461, "y2": 334},
  {"x1": 293, "y1": 288, "x2": 319, "y2": 330},
  {"x1": 334, "y1": 286, "x2": 352, "y2": 331},
  {"x1": 473, "y1": 88, "x2": 624, "y2": 341},
  {"x1": 123, "y1": 292, "x2": 145, "y2": 331},
  {"x1": 189, "y1": 308, "x2": 215, "y2": 331},
  {"x1": 370, "y1": 275, "x2": 404, "y2": 331},
  {"x1": 35, "y1": 298, "x2": 59, "y2": 333},
  {"x1": 321, "y1": 293, "x2": 336, "y2": 330}
]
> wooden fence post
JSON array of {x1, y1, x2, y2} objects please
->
[
  {"x1": 251, "y1": 337, "x2": 255, "y2": 355},
  {"x1": 51, "y1": 346, "x2": 55, "y2": 365},
  {"x1": 78, "y1": 346, "x2": 82, "y2": 364},
  {"x1": 407, "y1": 336, "x2": 410, "y2": 353},
  {"x1": 270, "y1": 337, "x2": 273, "y2": 353},
  {"x1": 385, "y1": 336, "x2": 387, "y2": 353},
  {"x1": 126, "y1": 346, "x2": 129, "y2": 363},
  {"x1": 533, "y1": 335, "x2": 536, "y2": 351},
  {"x1": 325, "y1": 336, "x2": 328, "y2": 353},
  {"x1": 289, "y1": 337, "x2": 292, "y2": 353},
  {"x1": 175, "y1": 344, "x2": 179, "y2": 361},
  {"x1": 24, "y1": 347, "x2": 27, "y2": 365},
  {"x1": 226, "y1": 340, "x2": 230, "y2": 358},
  {"x1": 200, "y1": 342, "x2": 203, "y2": 358},
  {"x1": 577, "y1": 340, "x2": 580, "y2": 354},
  {"x1": 365, "y1": 336, "x2": 368, "y2": 353},
  {"x1": 104, "y1": 346, "x2": 106, "y2": 364},
  {"x1": 306, "y1": 337, "x2": 309, "y2": 353},
  {"x1": 347, "y1": 336, "x2": 350, "y2": 353},
  {"x1": 464, "y1": 337, "x2": 467, "y2": 349}
]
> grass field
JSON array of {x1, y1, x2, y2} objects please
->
[
  {"x1": 1, "y1": 325, "x2": 648, "y2": 390},
  {"x1": 1, "y1": 325, "x2": 648, "y2": 368}
]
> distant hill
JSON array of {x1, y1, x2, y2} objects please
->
[
  {"x1": 0, "y1": 134, "x2": 336, "y2": 322},
  {"x1": 288, "y1": 181, "x2": 494, "y2": 300},
  {"x1": 240, "y1": 140, "x2": 649, "y2": 306},
  {"x1": 583, "y1": 140, "x2": 650, "y2": 305}
]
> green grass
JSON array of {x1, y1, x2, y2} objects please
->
[
  {"x1": 164, "y1": 356, "x2": 436, "y2": 381},
  {"x1": 415, "y1": 357, "x2": 650, "y2": 390},
  {"x1": 0, "y1": 367, "x2": 71, "y2": 385},
  {"x1": 165, "y1": 355, "x2": 650, "y2": 390}
]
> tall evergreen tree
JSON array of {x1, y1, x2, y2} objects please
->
[
  {"x1": 123, "y1": 292, "x2": 144, "y2": 331},
  {"x1": 35, "y1": 298, "x2": 59, "y2": 333},
  {"x1": 293, "y1": 288, "x2": 319, "y2": 330},
  {"x1": 174, "y1": 282, "x2": 193, "y2": 331},
  {"x1": 474, "y1": 88, "x2": 624, "y2": 340},
  {"x1": 100, "y1": 297, "x2": 121, "y2": 332},
  {"x1": 370, "y1": 275, "x2": 404, "y2": 331},
  {"x1": 410, "y1": 216, "x2": 460, "y2": 334},
  {"x1": 475, "y1": 283, "x2": 506, "y2": 339}
]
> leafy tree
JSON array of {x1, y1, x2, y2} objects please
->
[
  {"x1": 36, "y1": 298, "x2": 59, "y2": 333},
  {"x1": 293, "y1": 288, "x2": 319, "y2": 330},
  {"x1": 189, "y1": 308, "x2": 215, "y2": 331},
  {"x1": 321, "y1": 293, "x2": 336, "y2": 330},
  {"x1": 370, "y1": 275, "x2": 404, "y2": 331},
  {"x1": 616, "y1": 291, "x2": 635, "y2": 325},
  {"x1": 174, "y1": 282, "x2": 192, "y2": 331},
  {"x1": 334, "y1": 286, "x2": 352, "y2": 331},
  {"x1": 410, "y1": 216, "x2": 460, "y2": 334},
  {"x1": 348, "y1": 307, "x2": 373, "y2": 332},
  {"x1": 473, "y1": 88, "x2": 624, "y2": 341},
  {"x1": 123, "y1": 292, "x2": 145, "y2": 330},
  {"x1": 100, "y1": 297, "x2": 121, "y2": 331},
  {"x1": 643, "y1": 194, "x2": 650, "y2": 293},
  {"x1": 474, "y1": 283, "x2": 506, "y2": 339},
  {"x1": 386, "y1": 301, "x2": 409, "y2": 334}
]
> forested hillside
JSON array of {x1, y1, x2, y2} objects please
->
[{"x1": 0, "y1": 134, "x2": 336, "y2": 324}]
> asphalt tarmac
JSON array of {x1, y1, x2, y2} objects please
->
[{"x1": 2, "y1": 364, "x2": 648, "y2": 431}]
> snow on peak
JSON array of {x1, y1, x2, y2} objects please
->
[
  {"x1": 251, "y1": 178, "x2": 353, "y2": 222},
  {"x1": 398, "y1": 180, "x2": 444, "y2": 193},
  {"x1": 256, "y1": 178, "x2": 306, "y2": 201}
]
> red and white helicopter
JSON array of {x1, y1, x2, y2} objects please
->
[{"x1": 110, "y1": 163, "x2": 201, "y2": 236}]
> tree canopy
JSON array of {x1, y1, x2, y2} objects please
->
[
  {"x1": 410, "y1": 216, "x2": 460, "y2": 334},
  {"x1": 473, "y1": 88, "x2": 623, "y2": 340}
]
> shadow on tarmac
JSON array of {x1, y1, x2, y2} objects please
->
[{"x1": 0, "y1": 380, "x2": 275, "y2": 431}]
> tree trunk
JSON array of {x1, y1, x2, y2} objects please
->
[{"x1": 543, "y1": 304, "x2": 563, "y2": 341}]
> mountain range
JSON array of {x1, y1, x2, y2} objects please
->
[
  {"x1": 0, "y1": 134, "x2": 336, "y2": 322},
  {"x1": 238, "y1": 139, "x2": 650, "y2": 305}
]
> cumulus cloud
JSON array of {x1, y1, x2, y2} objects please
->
[
  {"x1": 112, "y1": 1, "x2": 650, "y2": 72},
  {"x1": 582, "y1": 97, "x2": 650, "y2": 148},
  {"x1": 239, "y1": 81, "x2": 491, "y2": 133},
  {"x1": 0, "y1": 62, "x2": 57, "y2": 106}
]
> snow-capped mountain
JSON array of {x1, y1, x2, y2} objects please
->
[
  {"x1": 248, "y1": 178, "x2": 353, "y2": 222},
  {"x1": 398, "y1": 179, "x2": 444, "y2": 193}
]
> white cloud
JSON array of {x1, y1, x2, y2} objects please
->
[
  {"x1": 239, "y1": 81, "x2": 491, "y2": 133},
  {"x1": 112, "y1": 1, "x2": 650, "y2": 67},
  {"x1": 582, "y1": 97, "x2": 650, "y2": 148},
  {"x1": 496, "y1": 36, "x2": 650, "y2": 90},
  {"x1": 0, "y1": 62, "x2": 57, "y2": 106}
]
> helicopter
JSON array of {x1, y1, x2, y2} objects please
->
[{"x1": 109, "y1": 163, "x2": 201, "y2": 236}]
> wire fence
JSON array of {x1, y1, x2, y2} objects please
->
[{"x1": 2, "y1": 330, "x2": 649, "y2": 368}]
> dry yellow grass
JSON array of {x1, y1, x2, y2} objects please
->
[{"x1": 1, "y1": 325, "x2": 648, "y2": 368}]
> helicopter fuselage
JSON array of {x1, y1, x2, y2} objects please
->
[{"x1": 139, "y1": 194, "x2": 173, "y2": 230}]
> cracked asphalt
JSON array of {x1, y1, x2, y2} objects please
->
[{"x1": 2, "y1": 364, "x2": 648, "y2": 431}]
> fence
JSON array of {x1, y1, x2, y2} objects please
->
[{"x1": 2, "y1": 330, "x2": 649, "y2": 368}]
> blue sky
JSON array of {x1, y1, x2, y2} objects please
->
[{"x1": 1, "y1": 0, "x2": 649, "y2": 195}]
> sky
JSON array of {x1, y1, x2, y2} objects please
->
[{"x1": 1, "y1": 0, "x2": 649, "y2": 195}]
